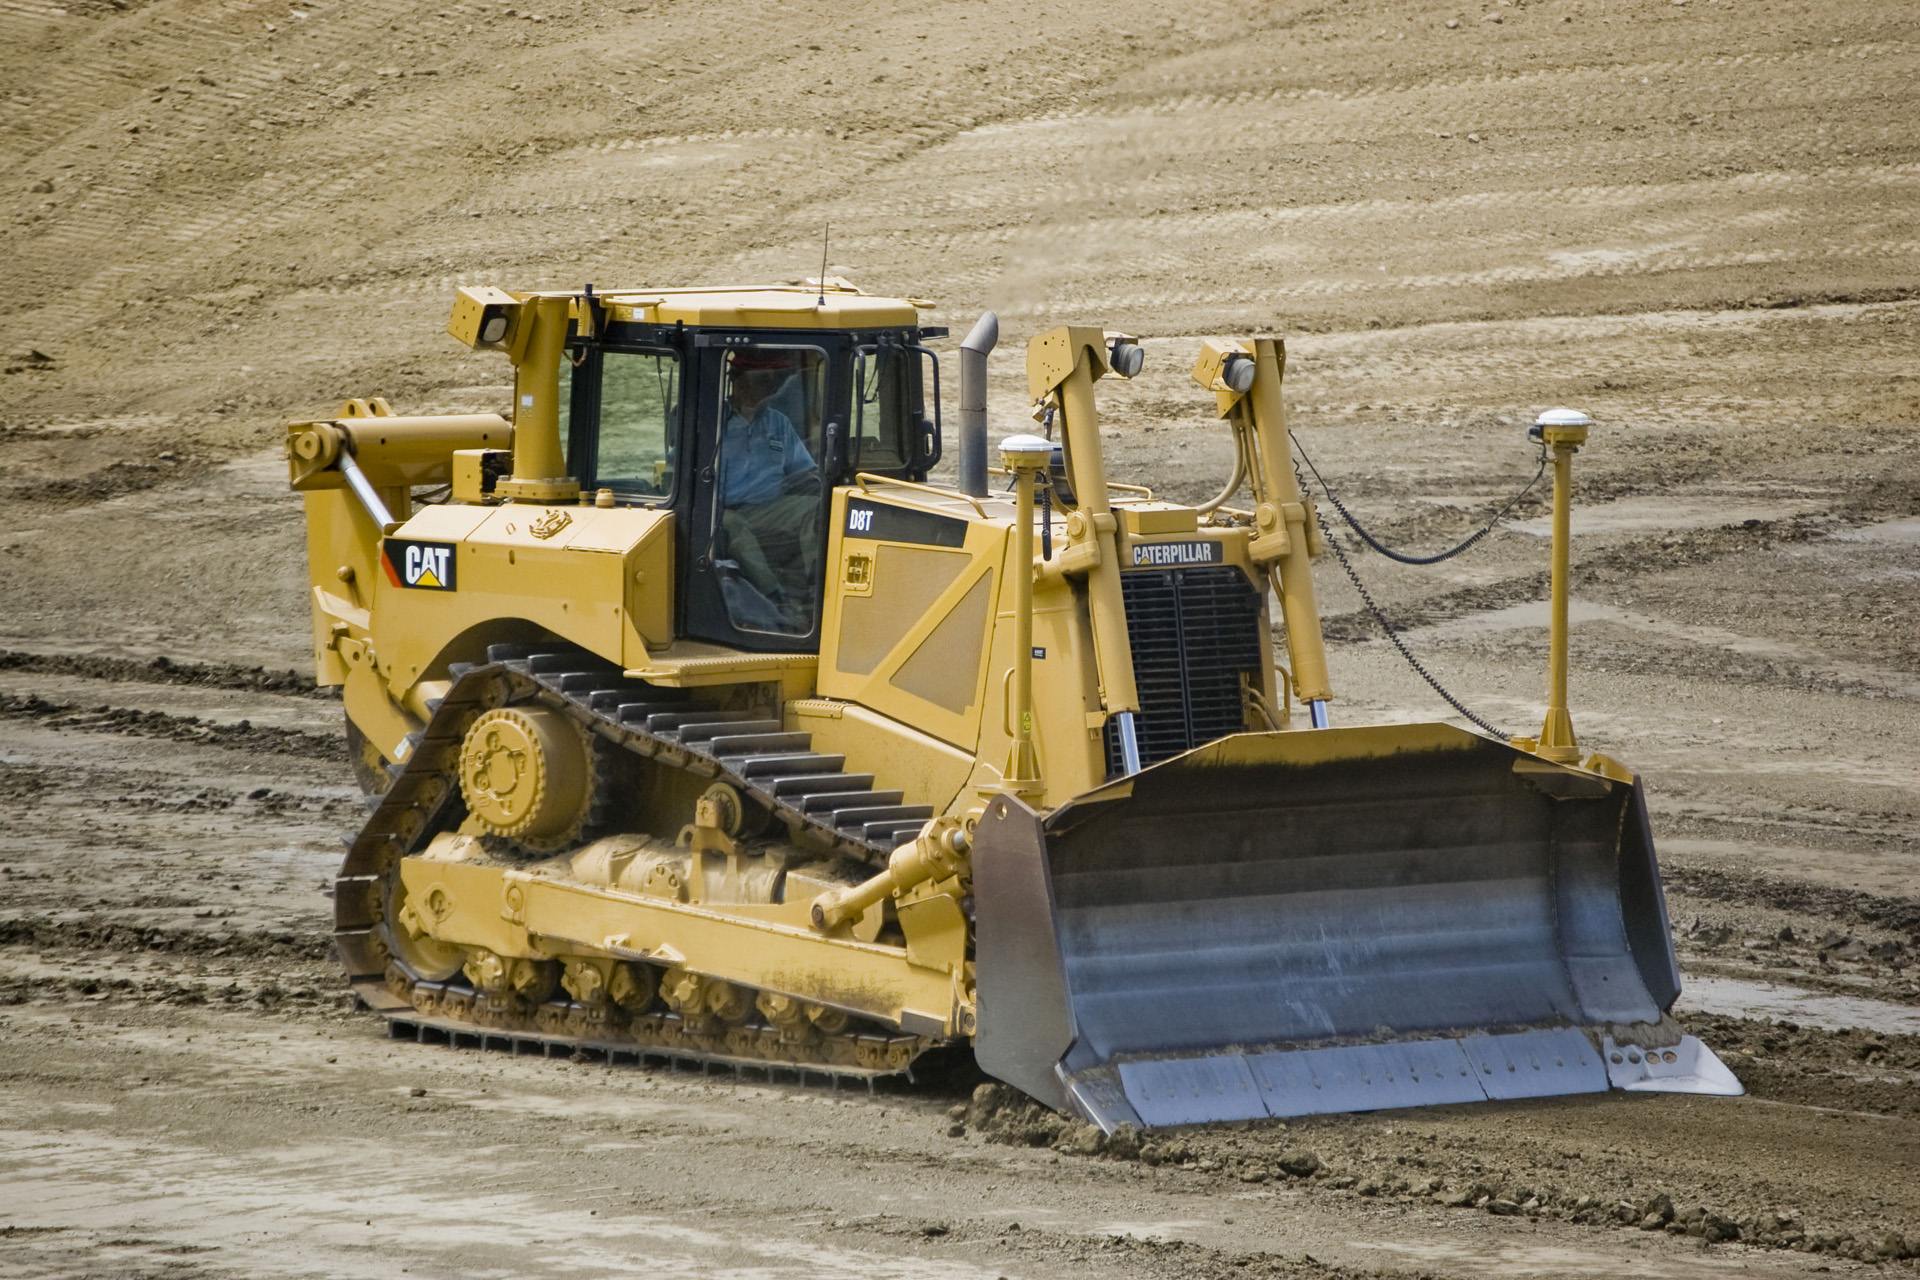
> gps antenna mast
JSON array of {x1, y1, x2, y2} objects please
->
[{"x1": 817, "y1": 224, "x2": 829, "y2": 307}]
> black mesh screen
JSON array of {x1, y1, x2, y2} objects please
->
[{"x1": 1104, "y1": 565, "x2": 1265, "y2": 776}]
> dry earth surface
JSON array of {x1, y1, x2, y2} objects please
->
[{"x1": 2, "y1": 0, "x2": 1917, "y2": 1276}]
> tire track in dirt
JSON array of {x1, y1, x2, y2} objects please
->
[
  {"x1": 1113, "y1": 40, "x2": 1920, "y2": 117},
  {"x1": 0, "y1": 692, "x2": 342, "y2": 759},
  {"x1": 0, "y1": 0, "x2": 1400, "y2": 349},
  {"x1": 8, "y1": 0, "x2": 1917, "y2": 419},
  {"x1": 3, "y1": 0, "x2": 548, "y2": 338}
]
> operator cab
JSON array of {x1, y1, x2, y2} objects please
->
[{"x1": 560, "y1": 287, "x2": 943, "y2": 652}]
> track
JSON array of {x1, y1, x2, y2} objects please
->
[{"x1": 337, "y1": 642, "x2": 938, "y2": 1081}]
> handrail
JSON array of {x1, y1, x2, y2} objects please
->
[{"x1": 852, "y1": 472, "x2": 988, "y2": 518}]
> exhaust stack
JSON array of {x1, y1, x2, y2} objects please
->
[{"x1": 957, "y1": 311, "x2": 999, "y2": 498}]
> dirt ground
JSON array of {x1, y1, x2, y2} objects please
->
[{"x1": 2, "y1": 0, "x2": 1917, "y2": 1276}]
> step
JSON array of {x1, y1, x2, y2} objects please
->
[
  {"x1": 763, "y1": 770, "x2": 874, "y2": 794},
  {"x1": 800, "y1": 789, "x2": 898, "y2": 814},
  {"x1": 617, "y1": 701, "x2": 707, "y2": 726},
  {"x1": 864, "y1": 819, "x2": 931, "y2": 846},
  {"x1": 830, "y1": 804, "x2": 934, "y2": 831},
  {"x1": 738, "y1": 756, "x2": 851, "y2": 781},
  {"x1": 707, "y1": 731, "x2": 814, "y2": 756},
  {"x1": 679, "y1": 718, "x2": 784, "y2": 745}
]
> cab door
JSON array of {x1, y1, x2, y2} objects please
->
[{"x1": 680, "y1": 338, "x2": 841, "y2": 651}]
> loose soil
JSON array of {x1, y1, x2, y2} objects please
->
[{"x1": 2, "y1": 0, "x2": 1915, "y2": 1276}]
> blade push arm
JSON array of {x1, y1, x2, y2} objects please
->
[
  {"x1": 1026, "y1": 326, "x2": 1145, "y2": 768},
  {"x1": 286, "y1": 405, "x2": 511, "y2": 534}
]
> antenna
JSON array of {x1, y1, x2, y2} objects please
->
[{"x1": 817, "y1": 223, "x2": 829, "y2": 307}]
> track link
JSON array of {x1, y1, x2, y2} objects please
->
[{"x1": 332, "y1": 642, "x2": 939, "y2": 1083}]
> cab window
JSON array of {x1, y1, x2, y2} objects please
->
[
  {"x1": 596, "y1": 349, "x2": 679, "y2": 499},
  {"x1": 851, "y1": 345, "x2": 916, "y2": 474}
]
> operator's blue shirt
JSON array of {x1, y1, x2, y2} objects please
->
[{"x1": 720, "y1": 404, "x2": 815, "y2": 506}]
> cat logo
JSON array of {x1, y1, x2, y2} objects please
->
[{"x1": 381, "y1": 538, "x2": 457, "y2": 591}]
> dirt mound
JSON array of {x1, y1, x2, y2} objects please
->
[
  {"x1": 1669, "y1": 865, "x2": 1920, "y2": 939},
  {"x1": 0, "y1": 650, "x2": 330, "y2": 699},
  {"x1": 0, "y1": 691, "x2": 342, "y2": 758},
  {"x1": 951, "y1": 1023, "x2": 1920, "y2": 1264},
  {"x1": 0, "y1": 914, "x2": 331, "y2": 965}
]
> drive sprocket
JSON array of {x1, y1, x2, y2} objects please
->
[{"x1": 459, "y1": 704, "x2": 603, "y2": 854}]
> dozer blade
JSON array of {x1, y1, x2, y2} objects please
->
[{"x1": 972, "y1": 723, "x2": 1741, "y2": 1130}]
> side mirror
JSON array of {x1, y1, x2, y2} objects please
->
[{"x1": 914, "y1": 346, "x2": 943, "y2": 469}]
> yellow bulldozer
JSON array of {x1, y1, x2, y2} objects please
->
[{"x1": 286, "y1": 279, "x2": 1739, "y2": 1128}]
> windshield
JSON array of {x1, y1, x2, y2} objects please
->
[{"x1": 595, "y1": 349, "x2": 680, "y2": 499}]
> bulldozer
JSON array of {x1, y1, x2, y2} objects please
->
[{"x1": 285, "y1": 279, "x2": 1739, "y2": 1129}]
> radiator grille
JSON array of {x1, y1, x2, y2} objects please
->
[{"x1": 1105, "y1": 565, "x2": 1265, "y2": 776}]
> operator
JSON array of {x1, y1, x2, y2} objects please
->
[{"x1": 717, "y1": 359, "x2": 823, "y2": 610}]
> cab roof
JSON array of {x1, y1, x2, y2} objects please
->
[{"x1": 577, "y1": 281, "x2": 926, "y2": 330}]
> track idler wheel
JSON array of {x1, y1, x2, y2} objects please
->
[
  {"x1": 464, "y1": 950, "x2": 557, "y2": 1026},
  {"x1": 559, "y1": 957, "x2": 656, "y2": 1037},
  {"x1": 756, "y1": 992, "x2": 811, "y2": 1042},
  {"x1": 459, "y1": 706, "x2": 593, "y2": 852},
  {"x1": 608, "y1": 961, "x2": 658, "y2": 1013},
  {"x1": 383, "y1": 867, "x2": 465, "y2": 984}
]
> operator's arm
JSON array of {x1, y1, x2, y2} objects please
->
[
  {"x1": 715, "y1": 411, "x2": 742, "y2": 506},
  {"x1": 772, "y1": 410, "x2": 820, "y2": 495}
]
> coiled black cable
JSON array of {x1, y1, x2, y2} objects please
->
[
  {"x1": 1284, "y1": 435, "x2": 1549, "y2": 739},
  {"x1": 1290, "y1": 430, "x2": 1547, "y2": 564}
]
